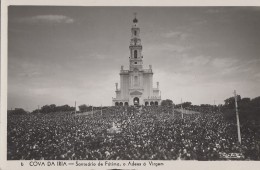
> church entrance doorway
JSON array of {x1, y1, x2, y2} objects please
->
[{"x1": 133, "y1": 97, "x2": 139, "y2": 105}]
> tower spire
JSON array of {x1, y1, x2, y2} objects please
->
[
  {"x1": 133, "y1": 12, "x2": 138, "y2": 23},
  {"x1": 129, "y1": 14, "x2": 143, "y2": 71}
]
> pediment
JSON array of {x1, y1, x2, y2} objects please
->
[{"x1": 130, "y1": 91, "x2": 142, "y2": 95}]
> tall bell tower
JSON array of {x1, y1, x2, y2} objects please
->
[
  {"x1": 112, "y1": 13, "x2": 161, "y2": 106},
  {"x1": 129, "y1": 13, "x2": 143, "y2": 71}
]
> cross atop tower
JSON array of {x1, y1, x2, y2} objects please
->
[{"x1": 133, "y1": 12, "x2": 138, "y2": 24}]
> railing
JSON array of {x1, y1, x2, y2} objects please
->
[
  {"x1": 146, "y1": 96, "x2": 161, "y2": 100},
  {"x1": 129, "y1": 58, "x2": 142, "y2": 61},
  {"x1": 129, "y1": 45, "x2": 142, "y2": 48},
  {"x1": 120, "y1": 70, "x2": 129, "y2": 74},
  {"x1": 143, "y1": 69, "x2": 153, "y2": 73},
  {"x1": 112, "y1": 98, "x2": 129, "y2": 102}
]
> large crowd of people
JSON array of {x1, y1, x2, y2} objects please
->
[{"x1": 7, "y1": 105, "x2": 260, "y2": 160}]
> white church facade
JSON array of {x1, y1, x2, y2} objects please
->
[{"x1": 112, "y1": 16, "x2": 161, "y2": 106}]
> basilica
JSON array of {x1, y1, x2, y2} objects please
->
[{"x1": 112, "y1": 16, "x2": 161, "y2": 106}]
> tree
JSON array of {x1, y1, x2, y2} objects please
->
[
  {"x1": 59, "y1": 104, "x2": 74, "y2": 112},
  {"x1": 239, "y1": 98, "x2": 251, "y2": 109},
  {"x1": 222, "y1": 95, "x2": 260, "y2": 123},
  {"x1": 50, "y1": 104, "x2": 56, "y2": 112},
  {"x1": 224, "y1": 95, "x2": 241, "y2": 108},
  {"x1": 161, "y1": 99, "x2": 174, "y2": 107},
  {"x1": 41, "y1": 105, "x2": 52, "y2": 114},
  {"x1": 31, "y1": 104, "x2": 75, "y2": 114},
  {"x1": 251, "y1": 96, "x2": 260, "y2": 107},
  {"x1": 78, "y1": 104, "x2": 88, "y2": 112},
  {"x1": 182, "y1": 102, "x2": 192, "y2": 108},
  {"x1": 8, "y1": 108, "x2": 28, "y2": 115}
]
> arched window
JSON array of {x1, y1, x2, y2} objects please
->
[
  {"x1": 134, "y1": 50, "x2": 137, "y2": 58},
  {"x1": 134, "y1": 30, "x2": 137, "y2": 36},
  {"x1": 145, "y1": 102, "x2": 149, "y2": 106},
  {"x1": 155, "y1": 101, "x2": 158, "y2": 106},
  {"x1": 124, "y1": 102, "x2": 128, "y2": 106},
  {"x1": 133, "y1": 97, "x2": 139, "y2": 105}
]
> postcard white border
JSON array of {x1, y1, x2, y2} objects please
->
[{"x1": 1, "y1": 0, "x2": 260, "y2": 170}]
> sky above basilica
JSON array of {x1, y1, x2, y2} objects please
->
[{"x1": 7, "y1": 6, "x2": 260, "y2": 111}]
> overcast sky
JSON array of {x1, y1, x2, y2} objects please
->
[{"x1": 8, "y1": 6, "x2": 260, "y2": 111}]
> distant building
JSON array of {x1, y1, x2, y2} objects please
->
[{"x1": 112, "y1": 15, "x2": 161, "y2": 106}]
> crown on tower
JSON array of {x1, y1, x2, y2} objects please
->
[{"x1": 133, "y1": 12, "x2": 138, "y2": 23}]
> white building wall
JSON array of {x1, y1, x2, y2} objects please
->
[
  {"x1": 120, "y1": 74, "x2": 129, "y2": 99},
  {"x1": 116, "y1": 91, "x2": 120, "y2": 98},
  {"x1": 149, "y1": 74, "x2": 153, "y2": 96},
  {"x1": 124, "y1": 75, "x2": 129, "y2": 99},
  {"x1": 143, "y1": 74, "x2": 149, "y2": 98}
]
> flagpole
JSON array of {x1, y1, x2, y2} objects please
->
[
  {"x1": 234, "y1": 90, "x2": 241, "y2": 144},
  {"x1": 181, "y1": 98, "x2": 183, "y2": 119},
  {"x1": 75, "y1": 101, "x2": 76, "y2": 115},
  {"x1": 173, "y1": 104, "x2": 174, "y2": 117},
  {"x1": 101, "y1": 104, "x2": 102, "y2": 115},
  {"x1": 213, "y1": 100, "x2": 215, "y2": 112}
]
